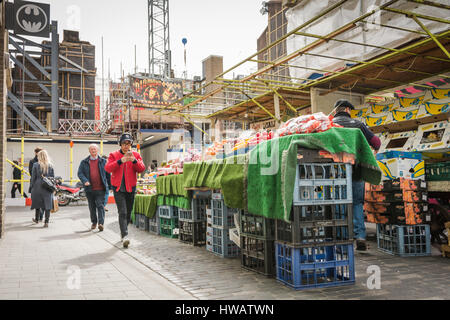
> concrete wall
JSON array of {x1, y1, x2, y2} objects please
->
[
  {"x1": 311, "y1": 88, "x2": 364, "y2": 115},
  {"x1": 311, "y1": 88, "x2": 365, "y2": 115},
  {"x1": 4, "y1": 141, "x2": 119, "y2": 198}
]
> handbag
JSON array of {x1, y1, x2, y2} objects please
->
[
  {"x1": 41, "y1": 174, "x2": 57, "y2": 192},
  {"x1": 51, "y1": 197, "x2": 59, "y2": 213}
]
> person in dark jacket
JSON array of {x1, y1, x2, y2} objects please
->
[
  {"x1": 29, "y1": 147, "x2": 43, "y2": 220},
  {"x1": 332, "y1": 99, "x2": 381, "y2": 251},
  {"x1": 30, "y1": 150, "x2": 55, "y2": 227},
  {"x1": 11, "y1": 161, "x2": 28, "y2": 198},
  {"x1": 105, "y1": 133, "x2": 146, "y2": 248},
  {"x1": 78, "y1": 144, "x2": 110, "y2": 232}
]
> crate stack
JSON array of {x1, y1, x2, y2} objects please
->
[
  {"x1": 178, "y1": 192, "x2": 210, "y2": 246},
  {"x1": 206, "y1": 192, "x2": 240, "y2": 258},
  {"x1": 275, "y1": 161, "x2": 356, "y2": 290},
  {"x1": 364, "y1": 178, "x2": 429, "y2": 225},
  {"x1": 240, "y1": 212, "x2": 276, "y2": 277},
  {"x1": 365, "y1": 178, "x2": 432, "y2": 257},
  {"x1": 158, "y1": 206, "x2": 179, "y2": 238}
]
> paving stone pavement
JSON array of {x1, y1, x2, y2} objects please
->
[
  {"x1": 0, "y1": 205, "x2": 195, "y2": 300},
  {"x1": 1, "y1": 204, "x2": 449, "y2": 300}
]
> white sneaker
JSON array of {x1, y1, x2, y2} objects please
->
[{"x1": 122, "y1": 236, "x2": 130, "y2": 248}]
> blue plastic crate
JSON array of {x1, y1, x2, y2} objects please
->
[
  {"x1": 377, "y1": 224, "x2": 431, "y2": 257},
  {"x1": 275, "y1": 242, "x2": 355, "y2": 290},
  {"x1": 158, "y1": 205, "x2": 178, "y2": 219},
  {"x1": 293, "y1": 163, "x2": 353, "y2": 205},
  {"x1": 211, "y1": 198, "x2": 239, "y2": 228},
  {"x1": 206, "y1": 226, "x2": 240, "y2": 258}
]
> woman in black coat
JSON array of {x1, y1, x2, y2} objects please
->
[{"x1": 30, "y1": 150, "x2": 55, "y2": 227}]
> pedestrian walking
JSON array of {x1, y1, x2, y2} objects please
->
[
  {"x1": 78, "y1": 144, "x2": 110, "y2": 232},
  {"x1": 29, "y1": 147, "x2": 44, "y2": 221},
  {"x1": 102, "y1": 155, "x2": 112, "y2": 212},
  {"x1": 332, "y1": 99, "x2": 381, "y2": 251},
  {"x1": 30, "y1": 150, "x2": 55, "y2": 228},
  {"x1": 105, "y1": 133, "x2": 146, "y2": 248},
  {"x1": 11, "y1": 160, "x2": 28, "y2": 198}
]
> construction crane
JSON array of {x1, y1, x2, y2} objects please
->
[{"x1": 148, "y1": 0, "x2": 171, "y2": 78}]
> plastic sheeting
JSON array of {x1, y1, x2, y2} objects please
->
[{"x1": 285, "y1": 0, "x2": 449, "y2": 83}]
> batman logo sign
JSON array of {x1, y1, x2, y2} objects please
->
[{"x1": 16, "y1": 3, "x2": 48, "y2": 34}]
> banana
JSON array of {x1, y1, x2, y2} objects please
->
[
  {"x1": 399, "y1": 95, "x2": 424, "y2": 108},
  {"x1": 424, "y1": 101, "x2": 449, "y2": 115},
  {"x1": 365, "y1": 115, "x2": 387, "y2": 127},
  {"x1": 392, "y1": 108, "x2": 419, "y2": 121},
  {"x1": 350, "y1": 108, "x2": 367, "y2": 118},
  {"x1": 412, "y1": 161, "x2": 425, "y2": 179},
  {"x1": 431, "y1": 88, "x2": 450, "y2": 100},
  {"x1": 377, "y1": 160, "x2": 395, "y2": 180},
  {"x1": 371, "y1": 103, "x2": 393, "y2": 114}
]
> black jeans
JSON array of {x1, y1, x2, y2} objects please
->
[
  {"x1": 86, "y1": 190, "x2": 106, "y2": 225},
  {"x1": 113, "y1": 190, "x2": 136, "y2": 238},
  {"x1": 11, "y1": 183, "x2": 28, "y2": 198},
  {"x1": 35, "y1": 209, "x2": 50, "y2": 223},
  {"x1": 35, "y1": 209, "x2": 44, "y2": 221}
]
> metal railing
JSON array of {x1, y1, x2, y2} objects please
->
[{"x1": 58, "y1": 119, "x2": 112, "y2": 134}]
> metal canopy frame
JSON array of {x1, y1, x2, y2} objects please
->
[{"x1": 160, "y1": 0, "x2": 450, "y2": 123}]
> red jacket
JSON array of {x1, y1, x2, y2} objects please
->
[{"x1": 105, "y1": 150, "x2": 146, "y2": 192}]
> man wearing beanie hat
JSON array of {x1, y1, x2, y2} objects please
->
[
  {"x1": 105, "y1": 133, "x2": 146, "y2": 248},
  {"x1": 332, "y1": 99, "x2": 381, "y2": 251}
]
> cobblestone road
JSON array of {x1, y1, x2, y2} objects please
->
[{"x1": 1, "y1": 204, "x2": 449, "y2": 300}]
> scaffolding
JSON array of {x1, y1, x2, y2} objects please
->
[
  {"x1": 148, "y1": 0, "x2": 171, "y2": 78},
  {"x1": 156, "y1": 0, "x2": 450, "y2": 124}
]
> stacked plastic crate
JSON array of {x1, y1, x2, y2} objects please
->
[
  {"x1": 364, "y1": 178, "x2": 429, "y2": 225},
  {"x1": 275, "y1": 160, "x2": 355, "y2": 290},
  {"x1": 206, "y1": 192, "x2": 240, "y2": 258},
  {"x1": 365, "y1": 178, "x2": 432, "y2": 256},
  {"x1": 240, "y1": 211, "x2": 276, "y2": 277},
  {"x1": 178, "y1": 191, "x2": 210, "y2": 246},
  {"x1": 158, "y1": 205, "x2": 179, "y2": 238},
  {"x1": 148, "y1": 209, "x2": 160, "y2": 235}
]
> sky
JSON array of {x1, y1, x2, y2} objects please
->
[{"x1": 36, "y1": 0, "x2": 268, "y2": 82}]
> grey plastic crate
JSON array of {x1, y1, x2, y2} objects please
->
[
  {"x1": 276, "y1": 204, "x2": 353, "y2": 246},
  {"x1": 293, "y1": 163, "x2": 353, "y2": 205},
  {"x1": 148, "y1": 212, "x2": 159, "y2": 235},
  {"x1": 138, "y1": 214, "x2": 149, "y2": 232},
  {"x1": 134, "y1": 213, "x2": 140, "y2": 228},
  {"x1": 206, "y1": 226, "x2": 240, "y2": 258},
  {"x1": 377, "y1": 224, "x2": 431, "y2": 257},
  {"x1": 179, "y1": 198, "x2": 209, "y2": 222},
  {"x1": 241, "y1": 235, "x2": 276, "y2": 277},
  {"x1": 240, "y1": 212, "x2": 275, "y2": 240},
  {"x1": 158, "y1": 205, "x2": 178, "y2": 219},
  {"x1": 179, "y1": 220, "x2": 206, "y2": 246},
  {"x1": 211, "y1": 198, "x2": 239, "y2": 228}
]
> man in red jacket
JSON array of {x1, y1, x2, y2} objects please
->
[{"x1": 105, "y1": 133, "x2": 146, "y2": 248}]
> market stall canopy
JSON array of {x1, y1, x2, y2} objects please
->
[{"x1": 158, "y1": 0, "x2": 450, "y2": 123}]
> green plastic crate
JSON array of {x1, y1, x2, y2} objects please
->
[
  {"x1": 159, "y1": 217, "x2": 178, "y2": 238},
  {"x1": 425, "y1": 162, "x2": 450, "y2": 181}
]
